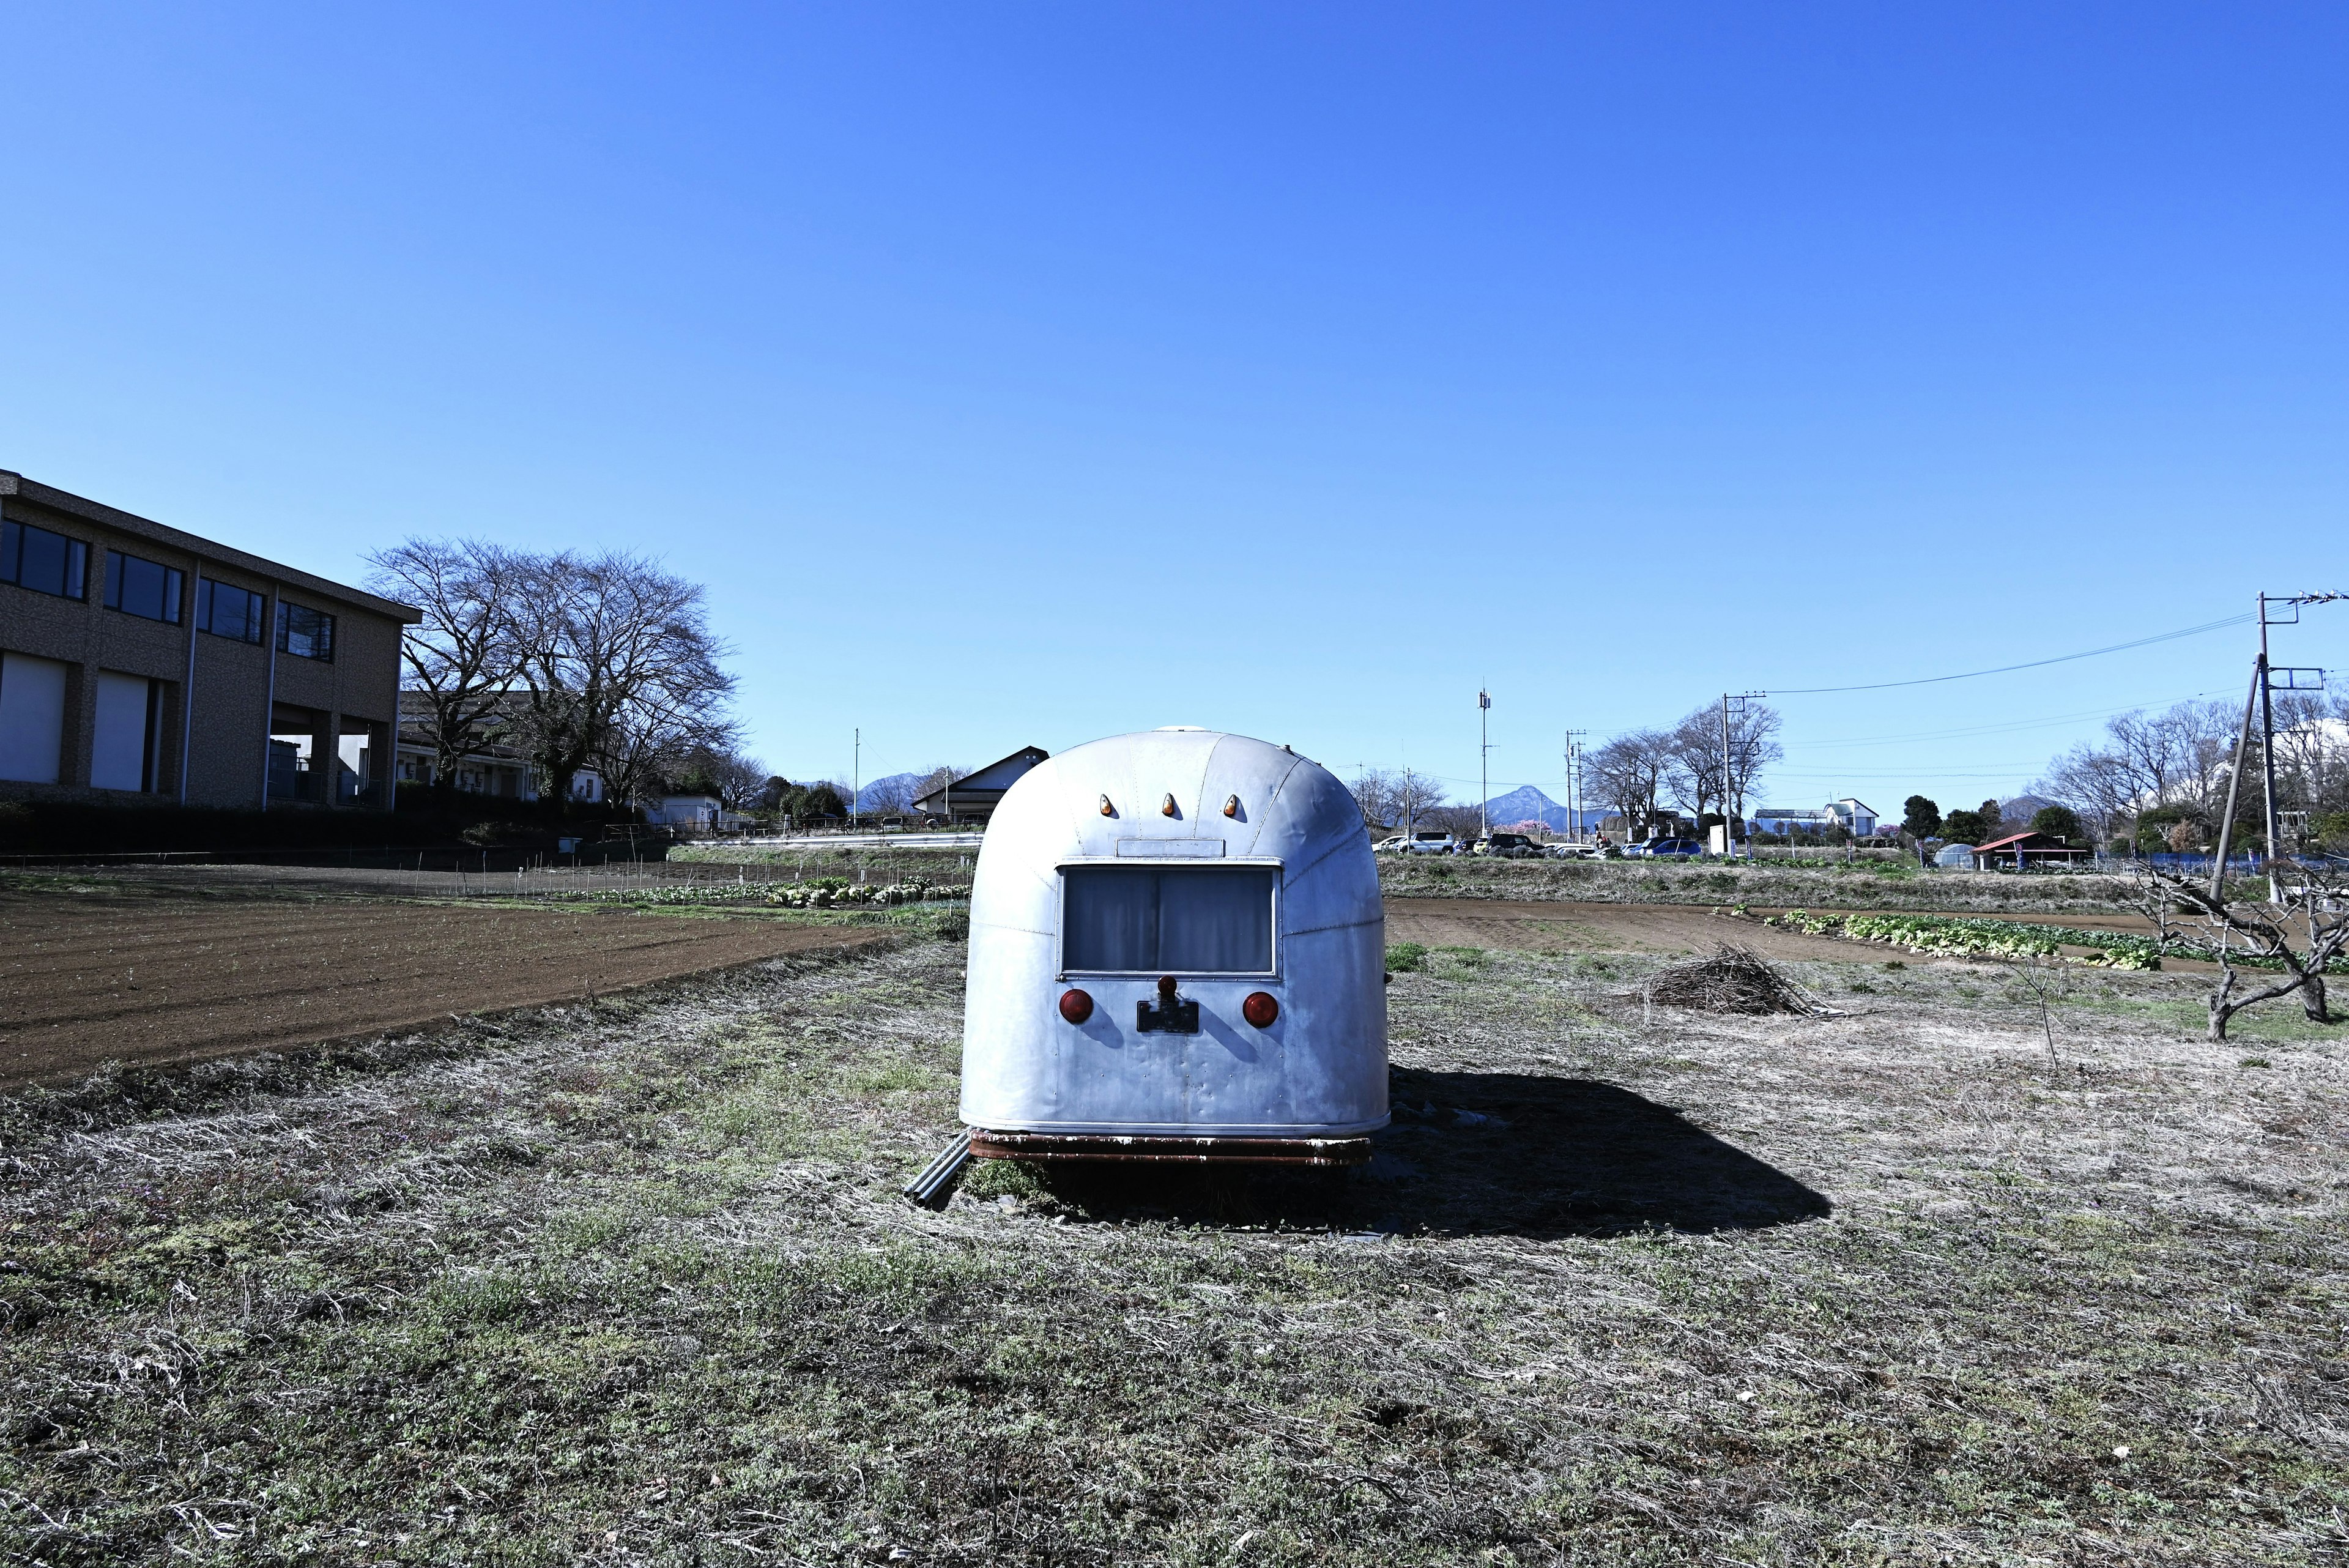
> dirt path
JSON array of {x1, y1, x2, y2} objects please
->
[{"x1": 0, "y1": 896, "x2": 884, "y2": 1089}]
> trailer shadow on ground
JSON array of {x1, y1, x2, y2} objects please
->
[{"x1": 1022, "y1": 1066, "x2": 1831, "y2": 1239}]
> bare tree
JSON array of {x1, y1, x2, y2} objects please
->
[
  {"x1": 1588, "y1": 730, "x2": 1671, "y2": 840},
  {"x1": 1662, "y1": 713, "x2": 1725, "y2": 830},
  {"x1": 2132, "y1": 861, "x2": 2349, "y2": 1039},
  {"x1": 2041, "y1": 695, "x2": 2273, "y2": 850},
  {"x1": 1346, "y1": 768, "x2": 1448, "y2": 834},
  {"x1": 1660, "y1": 702, "x2": 1781, "y2": 831},
  {"x1": 365, "y1": 540, "x2": 528, "y2": 790},
  {"x1": 2268, "y1": 690, "x2": 2349, "y2": 827},
  {"x1": 505, "y1": 552, "x2": 738, "y2": 808},
  {"x1": 860, "y1": 772, "x2": 929, "y2": 816},
  {"x1": 1724, "y1": 702, "x2": 1784, "y2": 831},
  {"x1": 2038, "y1": 745, "x2": 2138, "y2": 850},
  {"x1": 675, "y1": 747, "x2": 768, "y2": 810}
]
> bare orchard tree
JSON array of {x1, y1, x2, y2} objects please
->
[
  {"x1": 2132, "y1": 861, "x2": 2349, "y2": 1039},
  {"x1": 505, "y1": 551, "x2": 739, "y2": 808},
  {"x1": 364, "y1": 539, "x2": 529, "y2": 789},
  {"x1": 1587, "y1": 730, "x2": 1671, "y2": 840}
]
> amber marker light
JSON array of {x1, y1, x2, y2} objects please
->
[
  {"x1": 1162, "y1": 793, "x2": 1178, "y2": 816},
  {"x1": 1059, "y1": 989, "x2": 1094, "y2": 1024},
  {"x1": 1223, "y1": 795, "x2": 1240, "y2": 817},
  {"x1": 1242, "y1": 992, "x2": 1279, "y2": 1027},
  {"x1": 1099, "y1": 795, "x2": 1115, "y2": 816}
]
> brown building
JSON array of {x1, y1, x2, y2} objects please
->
[{"x1": 0, "y1": 470, "x2": 420, "y2": 811}]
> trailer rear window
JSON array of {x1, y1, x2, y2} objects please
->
[{"x1": 1062, "y1": 866, "x2": 1275, "y2": 974}]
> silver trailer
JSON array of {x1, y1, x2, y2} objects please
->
[{"x1": 960, "y1": 728, "x2": 1389, "y2": 1166}]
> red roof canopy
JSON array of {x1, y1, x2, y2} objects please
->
[{"x1": 1972, "y1": 831, "x2": 2089, "y2": 855}]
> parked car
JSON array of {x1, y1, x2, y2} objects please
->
[
  {"x1": 1474, "y1": 832, "x2": 1539, "y2": 858},
  {"x1": 1632, "y1": 836, "x2": 1706, "y2": 858},
  {"x1": 1544, "y1": 841, "x2": 1604, "y2": 860},
  {"x1": 1404, "y1": 829, "x2": 1458, "y2": 855},
  {"x1": 1374, "y1": 834, "x2": 1410, "y2": 853}
]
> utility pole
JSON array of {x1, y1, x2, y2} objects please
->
[
  {"x1": 1477, "y1": 689, "x2": 1492, "y2": 843},
  {"x1": 2210, "y1": 592, "x2": 2342, "y2": 898},
  {"x1": 852, "y1": 727, "x2": 860, "y2": 831},
  {"x1": 2260, "y1": 595, "x2": 2280, "y2": 901},
  {"x1": 2211, "y1": 661, "x2": 2264, "y2": 901},
  {"x1": 1563, "y1": 730, "x2": 1587, "y2": 844},
  {"x1": 1401, "y1": 765, "x2": 1417, "y2": 838},
  {"x1": 1722, "y1": 692, "x2": 1764, "y2": 860},
  {"x1": 2249, "y1": 592, "x2": 2345, "y2": 899}
]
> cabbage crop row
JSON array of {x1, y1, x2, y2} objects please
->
[
  {"x1": 1759, "y1": 908, "x2": 2164, "y2": 969},
  {"x1": 563, "y1": 879, "x2": 970, "y2": 910}
]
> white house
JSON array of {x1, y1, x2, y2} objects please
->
[
  {"x1": 642, "y1": 794, "x2": 721, "y2": 831},
  {"x1": 1753, "y1": 798, "x2": 1879, "y2": 838},
  {"x1": 1824, "y1": 798, "x2": 1879, "y2": 836},
  {"x1": 1751, "y1": 808, "x2": 1833, "y2": 836}
]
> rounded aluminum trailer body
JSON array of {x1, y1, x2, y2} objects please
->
[{"x1": 960, "y1": 729, "x2": 1388, "y2": 1146}]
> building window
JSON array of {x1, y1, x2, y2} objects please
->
[
  {"x1": 103, "y1": 550, "x2": 185, "y2": 623},
  {"x1": 278, "y1": 603, "x2": 335, "y2": 661},
  {"x1": 198, "y1": 580, "x2": 267, "y2": 644},
  {"x1": 0, "y1": 519, "x2": 90, "y2": 600}
]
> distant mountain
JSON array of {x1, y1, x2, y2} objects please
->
[
  {"x1": 1480, "y1": 784, "x2": 1574, "y2": 831},
  {"x1": 854, "y1": 771, "x2": 929, "y2": 814},
  {"x1": 1997, "y1": 793, "x2": 2057, "y2": 821}
]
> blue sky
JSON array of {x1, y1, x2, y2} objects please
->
[{"x1": 2, "y1": 5, "x2": 2342, "y2": 814}]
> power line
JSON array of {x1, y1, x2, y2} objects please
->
[
  {"x1": 1791, "y1": 688, "x2": 2231, "y2": 750},
  {"x1": 1766, "y1": 613, "x2": 2254, "y2": 695}
]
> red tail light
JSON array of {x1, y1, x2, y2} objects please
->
[
  {"x1": 1242, "y1": 991, "x2": 1279, "y2": 1027},
  {"x1": 1059, "y1": 988, "x2": 1094, "y2": 1024}
]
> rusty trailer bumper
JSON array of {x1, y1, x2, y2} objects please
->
[{"x1": 967, "y1": 1130, "x2": 1373, "y2": 1167}]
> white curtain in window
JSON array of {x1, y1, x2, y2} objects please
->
[
  {"x1": 1063, "y1": 867, "x2": 1274, "y2": 973},
  {"x1": 0, "y1": 652, "x2": 68, "y2": 784},
  {"x1": 91, "y1": 671, "x2": 154, "y2": 791}
]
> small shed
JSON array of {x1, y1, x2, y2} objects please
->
[
  {"x1": 1970, "y1": 831, "x2": 2091, "y2": 871},
  {"x1": 914, "y1": 746, "x2": 1049, "y2": 824},
  {"x1": 643, "y1": 794, "x2": 721, "y2": 831}
]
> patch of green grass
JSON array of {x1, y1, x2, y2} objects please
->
[
  {"x1": 960, "y1": 1156, "x2": 1052, "y2": 1202},
  {"x1": 845, "y1": 1062, "x2": 948, "y2": 1095},
  {"x1": 1384, "y1": 941, "x2": 1427, "y2": 973},
  {"x1": 1427, "y1": 945, "x2": 1486, "y2": 977}
]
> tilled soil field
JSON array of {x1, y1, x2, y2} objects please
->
[{"x1": 0, "y1": 894, "x2": 885, "y2": 1088}]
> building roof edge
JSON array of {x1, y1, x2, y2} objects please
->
[{"x1": 1, "y1": 470, "x2": 423, "y2": 623}]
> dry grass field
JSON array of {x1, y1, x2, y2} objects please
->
[{"x1": 4, "y1": 910, "x2": 2345, "y2": 1566}]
